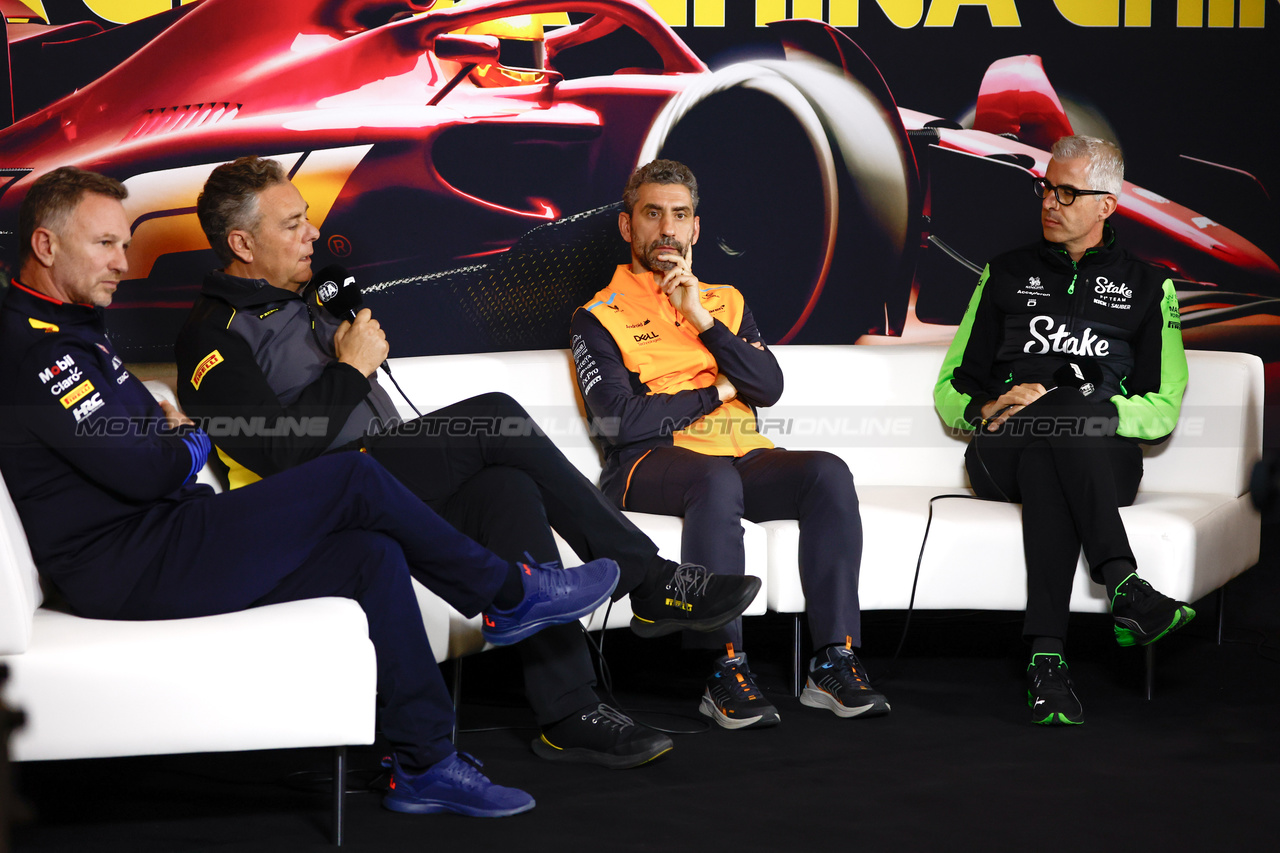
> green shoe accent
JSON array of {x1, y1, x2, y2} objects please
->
[
  {"x1": 1114, "y1": 605, "x2": 1197, "y2": 647},
  {"x1": 1109, "y1": 571, "x2": 1141, "y2": 610}
]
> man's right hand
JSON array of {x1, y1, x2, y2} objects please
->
[
  {"x1": 333, "y1": 308, "x2": 388, "y2": 377},
  {"x1": 713, "y1": 372, "x2": 738, "y2": 403},
  {"x1": 980, "y1": 383, "x2": 1046, "y2": 431}
]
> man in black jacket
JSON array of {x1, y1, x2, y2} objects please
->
[
  {"x1": 934, "y1": 135, "x2": 1193, "y2": 725},
  {"x1": 175, "y1": 156, "x2": 761, "y2": 769},
  {"x1": 570, "y1": 160, "x2": 889, "y2": 730},
  {"x1": 0, "y1": 166, "x2": 624, "y2": 817}
]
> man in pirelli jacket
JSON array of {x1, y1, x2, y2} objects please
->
[
  {"x1": 0, "y1": 166, "x2": 626, "y2": 817},
  {"x1": 175, "y1": 156, "x2": 761, "y2": 771},
  {"x1": 934, "y1": 136, "x2": 1193, "y2": 726},
  {"x1": 571, "y1": 159, "x2": 890, "y2": 730}
]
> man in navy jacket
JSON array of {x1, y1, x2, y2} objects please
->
[{"x1": 0, "y1": 166, "x2": 620, "y2": 816}]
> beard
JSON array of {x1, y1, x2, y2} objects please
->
[{"x1": 634, "y1": 238, "x2": 686, "y2": 273}]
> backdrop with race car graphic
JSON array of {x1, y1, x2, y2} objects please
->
[{"x1": 1, "y1": 0, "x2": 1277, "y2": 434}]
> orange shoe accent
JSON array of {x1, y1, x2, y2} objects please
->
[
  {"x1": 484, "y1": 615, "x2": 495, "y2": 627},
  {"x1": 523, "y1": 564, "x2": 533, "y2": 576},
  {"x1": 845, "y1": 636, "x2": 853, "y2": 650},
  {"x1": 726, "y1": 643, "x2": 736, "y2": 657}
]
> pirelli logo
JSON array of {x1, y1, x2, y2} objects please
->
[
  {"x1": 60, "y1": 380, "x2": 94, "y2": 409},
  {"x1": 191, "y1": 350, "x2": 224, "y2": 390}
]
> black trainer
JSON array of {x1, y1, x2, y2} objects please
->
[
  {"x1": 532, "y1": 704, "x2": 673, "y2": 770},
  {"x1": 1026, "y1": 653, "x2": 1083, "y2": 726},
  {"x1": 799, "y1": 642, "x2": 890, "y2": 719},
  {"x1": 629, "y1": 563, "x2": 761, "y2": 639},
  {"x1": 1110, "y1": 573, "x2": 1196, "y2": 647},
  {"x1": 699, "y1": 645, "x2": 780, "y2": 730}
]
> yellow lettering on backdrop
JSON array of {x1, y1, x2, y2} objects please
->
[
  {"x1": 924, "y1": 0, "x2": 1022, "y2": 27},
  {"x1": 695, "y1": 0, "x2": 726, "y2": 26},
  {"x1": 1125, "y1": 0, "x2": 1152, "y2": 27},
  {"x1": 756, "y1": 0, "x2": 787, "y2": 25},
  {"x1": 828, "y1": 0, "x2": 926, "y2": 27},
  {"x1": 1208, "y1": 0, "x2": 1235, "y2": 25},
  {"x1": 1239, "y1": 0, "x2": 1267, "y2": 26},
  {"x1": 792, "y1": 0, "x2": 825, "y2": 19},
  {"x1": 1054, "y1": 0, "x2": 1120, "y2": 26},
  {"x1": 1178, "y1": 0, "x2": 1204, "y2": 26}
]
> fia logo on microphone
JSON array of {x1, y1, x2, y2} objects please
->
[{"x1": 318, "y1": 280, "x2": 339, "y2": 302}]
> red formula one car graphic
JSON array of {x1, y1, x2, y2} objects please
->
[{"x1": 0, "y1": 0, "x2": 1276, "y2": 365}]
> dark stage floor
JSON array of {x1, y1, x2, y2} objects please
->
[{"x1": 7, "y1": 526, "x2": 1280, "y2": 853}]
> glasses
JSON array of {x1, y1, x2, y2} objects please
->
[{"x1": 1032, "y1": 177, "x2": 1112, "y2": 206}]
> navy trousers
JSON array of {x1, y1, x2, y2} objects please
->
[
  {"x1": 621, "y1": 446, "x2": 864, "y2": 650},
  {"x1": 112, "y1": 452, "x2": 508, "y2": 769},
  {"x1": 365, "y1": 392, "x2": 666, "y2": 724}
]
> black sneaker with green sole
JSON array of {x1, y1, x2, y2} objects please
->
[
  {"x1": 1026, "y1": 653, "x2": 1083, "y2": 726},
  {"x1": 1110, "y1": 573, "x2": 1196, "y2": 647}
]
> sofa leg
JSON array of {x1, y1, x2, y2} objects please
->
[
  {"x1": 792, "y1": 616, "x2": 803, "y2": 698},
  {"x1": 450, "y1": 658, "x2": 462, "y2": 744},
  {"x1": 332, "y1": 745, "x2": 346, "y2": 847},
  {"x1": 1217, "y1": 586, "x2": 1226, "y2": 646},
  {"x1": 1144, "y1": 645, "x2": 1155, "y2": 701}
]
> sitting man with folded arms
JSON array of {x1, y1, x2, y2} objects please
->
[
  {"x1": 174, "y1": 156, "x2": 761, "y2": 769},
  {"x1": 934, "y1": 135, "x2": 1193, "y2": 725},
  {"x1": 0, "y1": 166, "x2": 621, "y2": 817},
  {"x1": 570, "y1": 159, "x2": 889, "y2": 730}
]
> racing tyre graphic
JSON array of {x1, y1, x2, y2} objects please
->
[{"x1": 638, "y1": 59, "x2": 913, "y2": 342}]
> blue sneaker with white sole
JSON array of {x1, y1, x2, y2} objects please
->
[{"x1": 481, "y1": 557, "x2": 619, "y2": 646}]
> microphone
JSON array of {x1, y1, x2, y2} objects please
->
[
  {"x1": 312, "y1": 264, "x2": 363, "y2": 321},
  {"x1": 1051, "y1": 359, "x2": 1104, "y2": 398},
  {"x1": 310, "y1": 264, "x2": 422, "y2": 417}
]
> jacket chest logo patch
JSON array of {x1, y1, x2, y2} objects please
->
[
  {"x1": 191, "y1": 349, "x2": 224, "y2": 389},
  {"x1": 633, "y1": 330, "x2": 661, "y2": 344},
  {"x1": 1092, "y1": 275, "x2": 1133, "y2": 310},
  {"x1": 258, "y1": 307, "x2": 281, "y2": 319}
]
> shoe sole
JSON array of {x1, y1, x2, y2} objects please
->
[
  {"x1": 799, "y1": 684, "x2": 890, "y2": 719},
  {"x1": 383, "y1": 795, "x2": 536, "y2": 817},
  {"x1": 483, "y1": 567, "x2": 620, "y2": 646},
  {"x1": 698, "y1": 693, "x2": 779, "y2": 730},
  {"x1": 629, "y1": 576, "x2": 763, "y2": 639},
  {"x1": 1113, "y1": 605, "x2": 1196, "y2": 647},
  {"x1": 531, "y1": 734, "x2": 674, "y2": 769}
]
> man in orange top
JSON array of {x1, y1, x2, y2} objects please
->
[{"x1": 570, "y1": 160, "x2": 889, "y2": 728}]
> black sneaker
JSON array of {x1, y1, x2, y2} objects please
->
[
  {"x1": 629, "y1": 563, "x2": 761, "y2": 639},
  {"x1": 1110, "y1": 573, "x2": 1196, "y2": 647},
  {"x1": 699, "y1": 646, "x2": 780, "y2": 730},
  {"x1": 799, "y1": 642, "x2": 890, "y2": 718},
  {"x1": 1026, "y1": 653, "x2": 1083, "y2": 726},
  {"x1": 532, "y1": 703, "x2": 673, "y2": 769}
]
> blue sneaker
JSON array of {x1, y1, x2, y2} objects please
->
[
  {"x1": 381, "y1": 753, "x2": 535, "y2": 817},
  {"x1": 482, "y1": 557, "x2": 620, "y2": 646}
]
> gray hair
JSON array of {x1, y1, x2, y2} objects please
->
[
  {"x1": 197, "y1": 156, "x2": 288, "y2": 267},
  {"x1": 1051, "y1": 135, "x2": 1124, "y2": 196}
]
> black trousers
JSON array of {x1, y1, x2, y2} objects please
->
[
  {"x1": 964, "y1": 389, "x2": 1143, "y2": 640},
  {"x1": 364, "y1": 392, "x2": 665, "y2": 725},
  {"x1": 621, "y1": 446, "x2": 863, "y2": 650}
]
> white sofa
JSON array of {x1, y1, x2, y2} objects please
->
[
  {"x1": 0, "y1": 382, "x2": 376, "y2": 845},
  {"x1": 382, "y1": 344, "x2": 1262, "y2": 694},
  {"x1": 0, "y1": 344, "x2": 1261, "y2": 842}
]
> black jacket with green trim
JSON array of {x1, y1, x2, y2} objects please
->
[
  {"x1": 934, "y1": 225, "x2": 1187, "y2": 442},
  {"x1": 174, "y1": 271, "x2": 399, "y2": 488}
]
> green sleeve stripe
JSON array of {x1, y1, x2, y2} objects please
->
[
  {"x1": 933, "y1": 267, "x2": 990, "y2": 430},
  {"x1": 1112, "y1": 279, "x2": 1187, "y2": 440}
]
